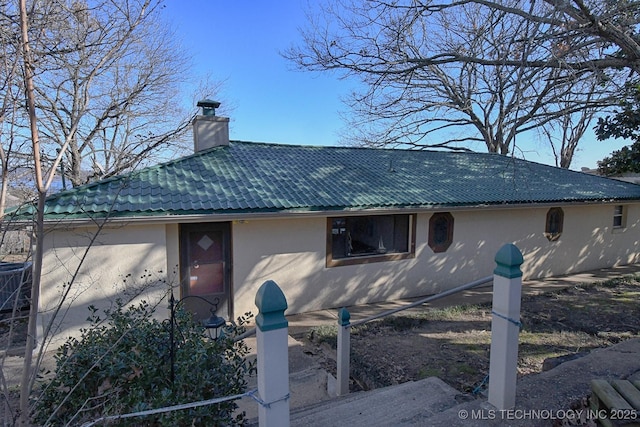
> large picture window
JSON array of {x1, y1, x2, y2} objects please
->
[{"x1": 327, "y1": 214, "x2": 416, "y2": 267}]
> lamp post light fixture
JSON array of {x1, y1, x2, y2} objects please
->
[
  {"x1": 168, "y1": 291, "x2": 227, "y2": 384},
  {"x1": 202, "y1": 310, "x2": 226, "y2": 340}
]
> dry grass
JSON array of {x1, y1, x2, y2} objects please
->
[{"x1": 303, "y1": 275, "x2": 640, "y2": 394}]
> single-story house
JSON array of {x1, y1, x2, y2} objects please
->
[{"x1": 16, "y1": 103, "x2": 640, "y2": 345}]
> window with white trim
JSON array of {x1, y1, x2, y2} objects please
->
[{"x1": 613, "y1": 205, "x2": 625, "y2": 229}]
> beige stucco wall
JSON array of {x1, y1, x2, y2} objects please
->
[
  {"x1": 40, "y1": 223, "x2": 175, "y2": 348},
  {"x1": 40, "y1": 202, "x2": 639, "y2": 344},
  {"x1": 231, "y1": 203, "x2": 640, "y2": 317}
]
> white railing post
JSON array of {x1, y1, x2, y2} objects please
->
[
  {"x1": 488, "y1": 243, "x2": 524, "y2": 410},
  {"x1": 255, "y1": 280, "x2": 290, "y2": 427},
  {"x1": 336, "y1": 308, "x2": 351, "y2": 396}
]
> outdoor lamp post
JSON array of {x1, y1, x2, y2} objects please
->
[{"x1": 168, "y1": 292, "x2": 226, "y2": 383}]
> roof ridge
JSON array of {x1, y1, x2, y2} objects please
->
[{"x1": 229, "y1": 139, "x2": 499, "y2": 155}]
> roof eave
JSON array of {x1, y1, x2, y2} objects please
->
[{"x1": 37, "y1": 198, "x2": 640, "y2": 228}]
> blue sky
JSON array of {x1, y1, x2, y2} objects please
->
[{"x1": 162, "y1": 1, "x2": 628, "y2": 171}]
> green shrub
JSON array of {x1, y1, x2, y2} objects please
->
[{"x1": 33, "y1": 300, "x2": 255, "y2": 426}]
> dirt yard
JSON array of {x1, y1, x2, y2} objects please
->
[
  {"x1": 297, "y1": 275, "x2": 640, "y2": 396},
  {"x1": 1, "y1": 274, "x2": 638, "y2": 425}
]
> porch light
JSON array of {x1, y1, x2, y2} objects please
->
[{"x1": 203, "y1": 311, "x2": 226, "y2": 340}]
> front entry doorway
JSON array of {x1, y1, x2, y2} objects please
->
[{"x1": 179, "y1": 222, "x2": 231, "y2": 321}]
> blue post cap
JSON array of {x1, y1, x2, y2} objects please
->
[
  {"x1": 255, "y1": 280, "x2": 288, "y2": 332},
  {"x1": 494, "y1": 243, "x2": 524, "y2": 279},
  {"x1": 338, "y1": 308, "x2": 351, "y2": 326}
]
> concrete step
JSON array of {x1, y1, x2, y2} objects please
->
[
  {"x1": 289, "y1": 376, "x2": 462, "y2": 426},
  {"x1": 238, "y1": 366, "x2": 333, "y2": 422},
  {"x1": 238, "y1": 334, "x2": 335, "y2": 422}
]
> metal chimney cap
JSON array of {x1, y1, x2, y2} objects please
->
[{"x1": 197, "y1": 99, "x2": 221, "y2": 116}]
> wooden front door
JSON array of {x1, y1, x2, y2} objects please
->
[{"x1": 179, "y1": 223, "x2": 231, "y2": 321}]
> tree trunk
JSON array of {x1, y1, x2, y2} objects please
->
[
  {"x1": 18, "y1": 0, "x2": 46, "y2": 423},
  {"x1": 18, "y1": 193, "x2": 44, "y2": 426}
]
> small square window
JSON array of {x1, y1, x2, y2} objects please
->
[{"x1": 613, "y1": 205, "x2": 625, "y2": 229}]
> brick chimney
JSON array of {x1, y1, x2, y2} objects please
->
[{"x1": 193, "y1": 100, "x2": 230, "y2": 152}]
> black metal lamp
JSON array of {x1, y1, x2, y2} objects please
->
[
  {"x1": 168, "y1": 292, "x2": 226, "y2": 383},
  {"x1": 203, "y1": 311, "x2": 226, "y2": 340}
]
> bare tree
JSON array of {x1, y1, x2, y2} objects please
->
[
  {"x1": 20, "y1": 0, "x2": 194, "y2": 187},
  {"x1": 285, "y1": 0, "x2": 628, "y2": 166},
  {"x1": 293, "y1": 0, "x2": 640, "y2": 71},
  {"x1": 535, "y1": 78, "x2": 600, "y2": 167},
  {"x1": 3, "y1": 0, "x2": 222, "y2": 424},
  {"x1": 0, "y1": 1, "x2": 27, "y2": 218},
  {"x1": 17, "y1": 0, "x2": 50, "y2": 422},
  {"x1": 1, "y1": 0, "x2": 217, "y2": 194}
]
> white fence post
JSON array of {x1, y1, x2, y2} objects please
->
[
  {"x1": 255, "y1": 280, "x2": 290, "y2": 427},
  {"x1": 336, "y1": 308, "x2": 351, "y2": 396},
  {"x1": 488, "y1": 243, "x2": 524, "y2": 410}
]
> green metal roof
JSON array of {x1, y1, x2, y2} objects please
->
[{"x1": 14, "y1": 141, "x2": 640, "y2": 220}]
